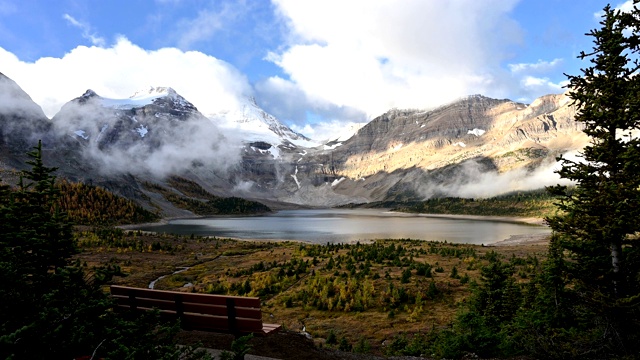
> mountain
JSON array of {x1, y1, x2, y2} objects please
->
[
  {"x1": 329, "y1": 94, "x2": 582, "y2": 177},
  {"x1": 288, "y1": 93, "x2": 586, "y2": 204},
  {"x1": 206, "y1": 97, "x2": 322, "y2": 199},
  {"x1": 0, "y1": 72, "x2": 589, "y2": 214},
  {"x1": 0, "y1": 72, "x2": 51, "y2": 158},
  {"x1": 52, "y1": 86, "x2": 210, "y2": 151}
]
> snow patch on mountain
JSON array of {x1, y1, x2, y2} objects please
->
[
  {"x1": 324, "y1": 142, "x2": 342, "y2": 150},
  {"x1": 297, "y1": 150, "x2": 307, "y2": 162},
  {"x1": 291, "y1": 166, "x2": 301, "y2": 189},
  {"x1": 250, "y1": 145, "x2": 281, "y2": 159},
  {"x1": 331, "y1": 177, "x2": 346, "y2": 187},
  {"x1": 268, "y1": 146, "x2": 280, "y2": 158},
  {"x1": 468, "y1": 128, "x2": 486, "y2": 136},
  {"x1": 136, "y1": 125, "x2": 148, "y2": 138},
  {"x1": 74, "y1": 130, "x2": 88, "y2": 139}
]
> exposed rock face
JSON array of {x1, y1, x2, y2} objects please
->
[
  {"x1": 324, "y1": 94, "x2": 582, "y2": 178},
  {"x1": 285, "y1": 93, "x2": 587, "y2": 204}
]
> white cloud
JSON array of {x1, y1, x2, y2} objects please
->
[
  {"x1": 595, "y1": 1, "x2": 635, "y2": 18},
  {"x1": 63, "y1": 14, "x2": 106, "y2": 47},
  {"x1": 268, "y1": 0, "x2": 523, "y2": 118},
  {"x1": 290, "y1": 120, "x2": 365, "y2": 142},
  {"x1": 521, "y1": 75, "x2": 567, "y2": 94},
  {"x1": 416, "y1": 154, "x2": 575, "y2": 199},
  {"x1": 255, "y1": 75, "x2": 368, "y2": 127},
  {"x1": 616, "y1": 0, "x2": 636, "y2": 12},
  {"x1": 0, "y1": 37, "x2": 252, "y2": 118},
  {"x1": 508, "y1": 58, "x2": 563, "y2": 73}
]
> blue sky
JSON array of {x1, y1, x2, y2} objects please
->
[{"x1": 0, "y1": 0, "x2": 623, "y2": 139}]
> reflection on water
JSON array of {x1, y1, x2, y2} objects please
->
[{"x1": 135, "y1": 209, "x2": 550, "y2": 245}]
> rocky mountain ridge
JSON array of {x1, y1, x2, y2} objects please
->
[
  {"x1": 331, "y1": 93, "x2": 583, "y2": 177},
  {"x1": 0, "y1": 72, "x2": 588, "y2": 214},
  {"x1": 294, "y1": 93, "x2": 586, "y2": 204}
]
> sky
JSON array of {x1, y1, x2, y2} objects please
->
[{"x1": 0, "y1": 0, "x2": 627, "y2": 140}]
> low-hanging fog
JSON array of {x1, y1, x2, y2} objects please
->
[
  {"x1": 415, "y1": 152, "x2": 580, "y2": 200},
  {"x1": 50, "y1": 92, "x2": 243, "y2": 178}
]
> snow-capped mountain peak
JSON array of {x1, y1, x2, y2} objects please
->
[
  {"x1": 54, "y1": 85, "x2": 209, "y2": 152},
  {"x1": 213, "y1": 96, "x2": 319, "y2": 150},
  {"x1": 75, "y1": 87, "x2": 194, "y2": 114}
]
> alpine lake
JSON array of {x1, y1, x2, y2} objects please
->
[{"x1": 134, "y1": 208, "x2": 550, "y2": 245}]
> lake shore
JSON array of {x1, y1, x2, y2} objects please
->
[
  {"x1": 408, "y1": 212, "x2": 547, "y2": 226},
  {"x1": 396, "y1": 213, "x2": 551, "y2": 246},
  {"x1": 122, "y1": 210, "x2": 548, "y2": 228}
]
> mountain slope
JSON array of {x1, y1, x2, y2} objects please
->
[
  {"x1": 284, "y1": 93, "x2": 587, "y2": 204},
  {"x1": 0, "y1": 72, "x2": 52, "y2": 159}
]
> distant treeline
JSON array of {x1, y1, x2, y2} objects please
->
[
  {"x1": 56, "y1": 180, "x2": 160, "y2": 225},
  {"x1": 394, "y1": 189, "x2": 561, "y2": 218},
  {"x1": 145, "y1": 176, "x2": 271, "y2": 215}
]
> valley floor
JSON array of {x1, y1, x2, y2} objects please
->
[{"x1": 77, "y1": 221, "x2": 549, "y2": 358}]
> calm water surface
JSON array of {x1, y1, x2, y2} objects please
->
[{"x1": 136, "y1": 209, "x2": 550, "y2": 245}]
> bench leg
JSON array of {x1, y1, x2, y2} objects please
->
[
  {"x1": 128, "y1": 293, "x2": 137, "y2": 311},
  {"x1": 226, "y1": 298, "x2": 238, "y2": 335}
]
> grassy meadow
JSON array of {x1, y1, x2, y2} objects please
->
[{"x1": 76, "y1": 227, "x2": 548, "y2": 354}]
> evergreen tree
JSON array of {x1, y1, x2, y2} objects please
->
[
  {"x1": 0, "y1": 140, "x2": 79, "y2": 357},
  {"x1": 545, "y1": 3, "x2": 640, "y2": 356},
  {"x1": 445, "y1": 258, "x2": 521, "y2": 358},
  {"x1": 0, "y1": 142, "x2": 209, "y2": 359}
]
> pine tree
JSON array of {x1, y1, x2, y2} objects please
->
[{"x1": 545, "y1": 3, "x2": 640, "y2": 356}]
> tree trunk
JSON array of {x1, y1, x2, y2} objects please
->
[{"x1": 611, "y1": 241, "x2": 623, "y2": 297}]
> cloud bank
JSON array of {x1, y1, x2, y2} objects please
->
[
  {"x1": 415, "y1": 153, "x2": 579, "y2": 200},
  {"x1": 259, "y1": 0, "x2": 565, "y2": 123},
  {"x1": 51, "y1": 91, "x2": 242, "y2": 178},
  {"x1": 0, "y1": 37, "x2": 251, "y2": 118}
]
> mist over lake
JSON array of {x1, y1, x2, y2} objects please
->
[{"x1": 135, "y1": 209, "x2": 550, "y2": 245}]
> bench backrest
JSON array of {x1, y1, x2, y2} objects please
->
[{"x1": 110, "y1": 285, "x2": 264, "y2": 333}]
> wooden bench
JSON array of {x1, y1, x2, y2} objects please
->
[{"x1": 110, "y1": 285, "x2": 281, "y2": 336}]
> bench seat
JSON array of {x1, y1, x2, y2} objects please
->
[{"x1": 110, "y1": 285, "x2": 281, "y2": 336}]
